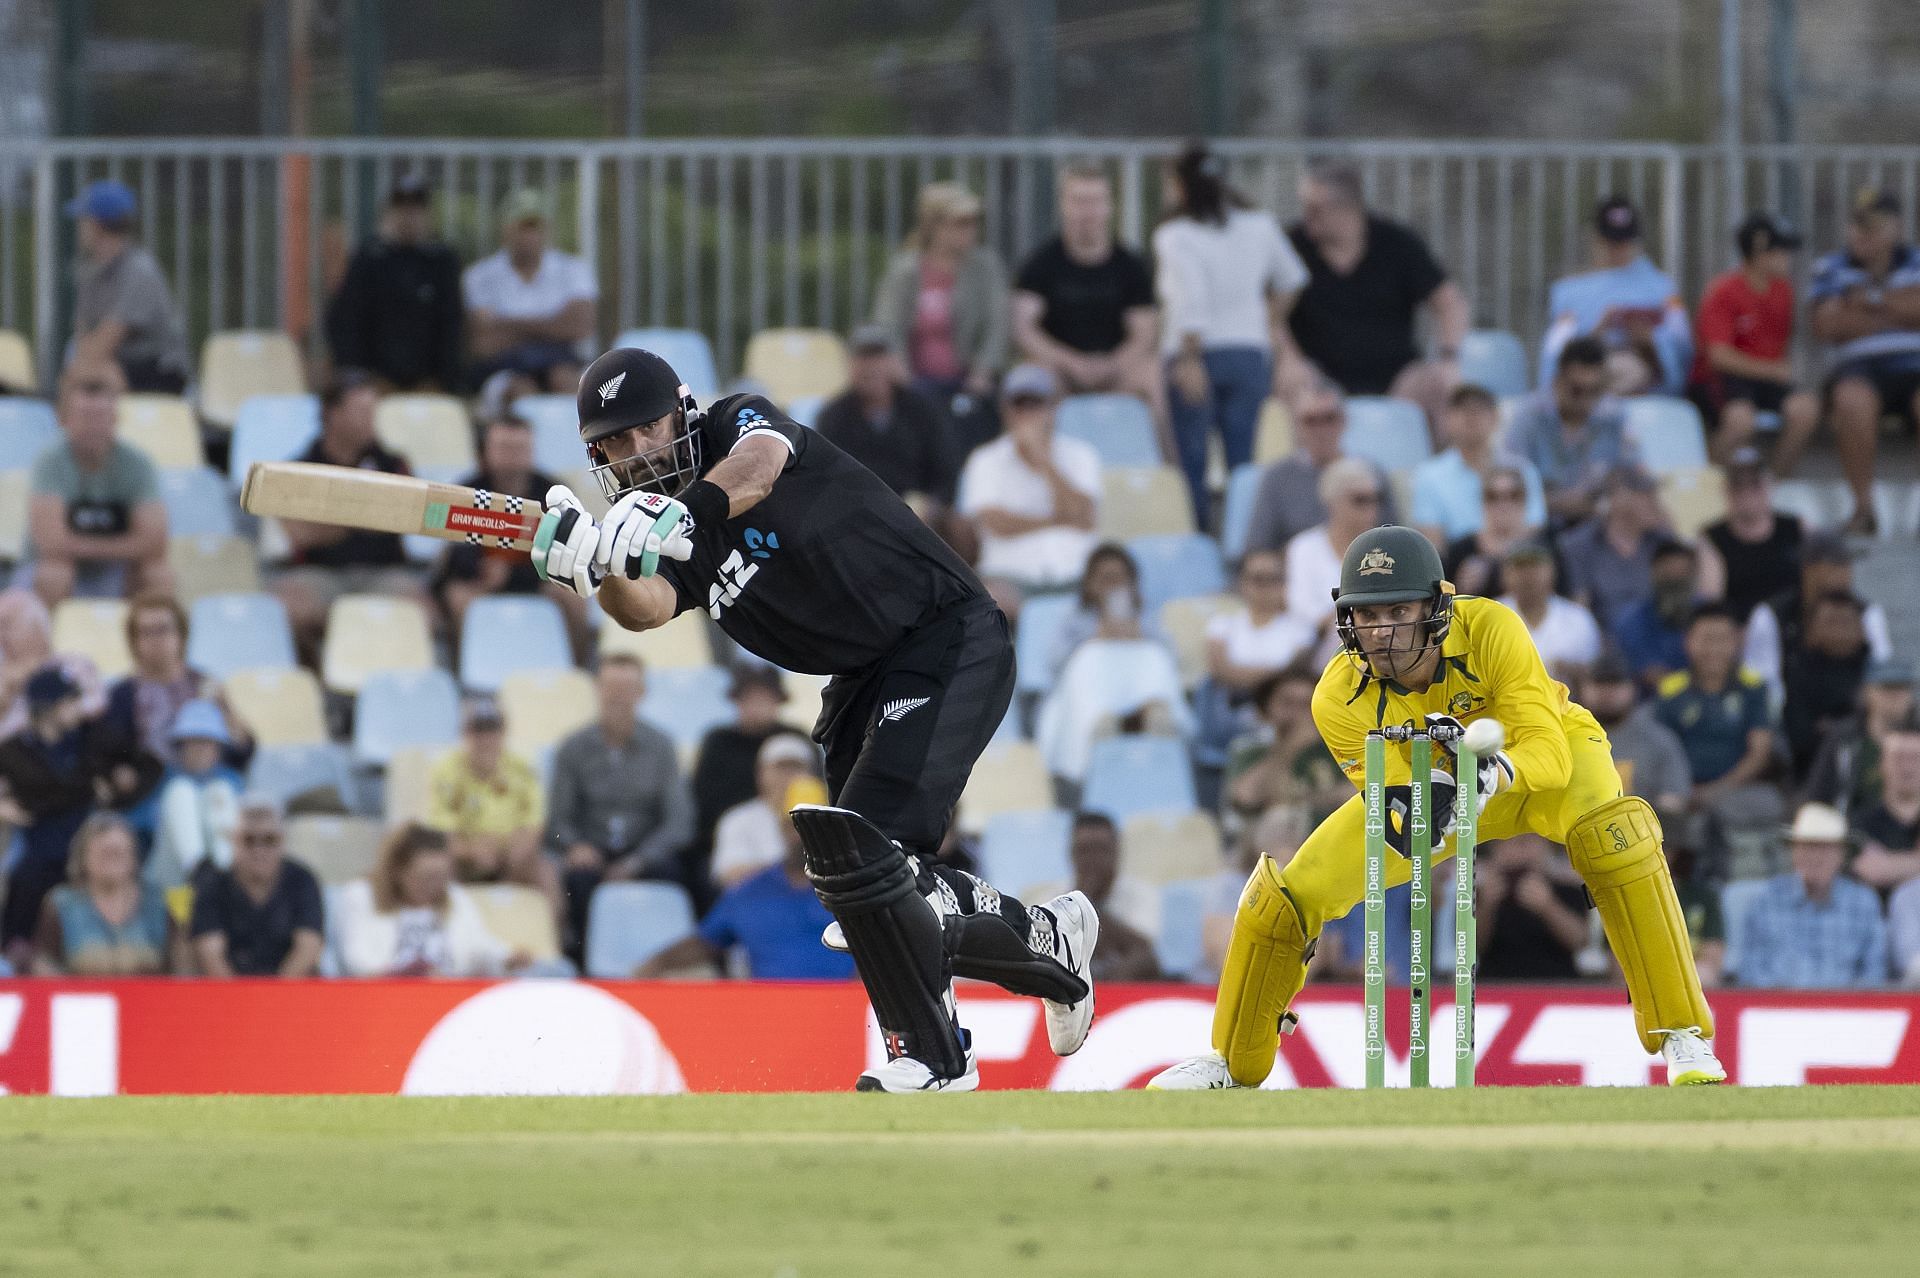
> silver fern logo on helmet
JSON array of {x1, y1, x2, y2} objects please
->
[{"x1": 597, "y1": 372, "x2": 626, "y2": 404}]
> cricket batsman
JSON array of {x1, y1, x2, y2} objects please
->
[
  {"x1": 1152, "y1": 525, "x2": 1725, "y2": 1089},
  {"x1": 530, "y1": 347, "x2": 1098, "y2": 1093}
]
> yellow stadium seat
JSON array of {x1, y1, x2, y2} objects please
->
[
  {"x1": 564, "y1": 470, "x2": 611, "y2": 518},
  {"x1": 285, "y1": 815, "x2": 385, "y2": 886},
  {"x1": 497, "y1": 668, "x2": 596, "y2": 758},
  {"x1": 1099, "y1": 466, "x2": 1196, "y2": 539},
  {"x1": 224, "y1": 667, "x2": 329, "y2": 747},
  {"x1": 1661, "y1": 467, "x2": 1729, "y2": 538},
  {"x1": 168, "y1": 534, "x2": 261, "y2": 603},
  {"x1": 198, "y1": 330, "x2": 307, "y2": 430},
  {"x1": 1157, "y1": 594, "x2": 1243, "y2": 687},
  {"x1": 385, "y1": 747, "x2": 442, "y2": 823},
  {"x1": 958, "y1": 741, "x2": 1053, "y2": 833},
  {"x1": 781, "y1": 671, "x2": 829, "y2": 735},
  {"x1": 470, "y1": 883, "x2": 562, "y2": 962},
  {"x1": 743, "y1": 328, "x2": 850, "y2": 404},
  {"x1": 50, "y1": 599, "x2": 131, "y2": 679},
  {"x1": 597, "y1": 606, "x2": 714, "y2": 669},
  {"x1": 118, "y1": 394, "x2": 204, "y2": 469},
  {"x1": 1121, "y1": 810, "x2": 1226, "y2": 885},
  {"x1": 1254, "y1": 398, "x2": 1292, "y2": 463},
  {"x1": 0, "y1": 329, "x2": 36, "y2": 391},
  {"x1": 320, "y1": 594, "x2": 434, "y2": 694},
  {"x1": 374, "y1": 394, "x2": 476, "y2": 477},
  {"x1": 0, "y1": 470, "x2": 28, "y2": 562}
]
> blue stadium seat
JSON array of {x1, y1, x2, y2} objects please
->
[
  {"x1": 514, "y1": 394, "x2": 585, "y2": 477},
  {"x1": 1056, "y1": 394, "x2": 1159, "y2": 467},
  {"x1": 158, "y1": 466, "x2": 236, "y2": 536},
  {"x1": 187, "y1": 593, "x2": 296, "y2": 679},
  {"x1": 586, "y1": 881, "x2": 697, "y2": 978},
  {"x1": 0, "y1": 398, "x2": 58, "y2": 470},
  {"x1": 1458, "y1": 329, "x2": 1530, "y2": 397},
  {"x1": 227, "y1": 394, "x2": 320, "y2": 489},
  {"x1": 1126, "y1": 533, "x2": 1227, "y2": 612},
  {"x1": 1341, "y1": 396, "x2": 1432, "y2": 472},
  {"x1": 458, "y1": 595, "x2": 573, "y2": 692},
  {"x1": 352, "y1": 668, "x2": 462, "y2": 766},
  {"x1": 1624, "y1": 396, "x2": 1710, "y2": 474},
  {"x1": 1156, "y1": 877, "x2": 1212, "y2": 981},
  {"x1": 610, "y1": 328, "x2": 720, "y2": 402},
  {"x1": 1014, "y1": 593, "x2": 1078, "y2": 697},
  {"x1": 977, "y1": 808, "x2": 1073, "y2": 901},
  {"x1": 640, "y1": 665, "x2": 734, "y2": 749},
  {"x1": 1081, "y1": 736, "x2": 1197, "y2": 822},
  {"x1": 247, "y1": 742, "x2": 356, "y2": 810},
  {"x1": 1220, "y1": 463, "x2": 1265, "y2": 562}
]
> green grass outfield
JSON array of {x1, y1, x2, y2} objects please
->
[{"x1": 4, "y1": 1087, "x2": 1918, "y2": 1277}]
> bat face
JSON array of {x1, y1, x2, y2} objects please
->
[{"x1": 241, "y1": 462, "x2": 546, "y2": 552}]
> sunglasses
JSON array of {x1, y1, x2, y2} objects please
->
[
  {"x1": 239, "y1": 833, "x2": 282, "y2": 848},
  {"x1": 1485, "y1": 488, "x2": 1525, "y2": 504},
  {"x1": 1005, "y1": 394, "x2": 1053, "y2": 410}
]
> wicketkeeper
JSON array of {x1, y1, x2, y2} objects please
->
[{"x1": 1152, "y1": 525, "x2": 1724, "y2": 1089}]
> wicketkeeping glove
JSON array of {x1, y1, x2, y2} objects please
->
[
  {"x1": 1419, "y1": 713, "x2": 1513, "y2": 818},
  {"x1": 596, "y1": 489, "x2": 697, "y2": 581},
  {"x1": 531, "y1": 484, "x2": 603, "y2": 599}
]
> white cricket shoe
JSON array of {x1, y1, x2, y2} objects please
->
[
  {"x1": 855, "y1": 1031, "x2": 979, "y2": 1094},
  {"x1": 1146, "y1": 1051, "x2": 1242, "y2": 1091},
  {"x1": 1659, "y1": 1026, "x2": 1728, "y2": 1086},
  {"x1": 1040, "y1": 891, "x2": 1100, "y2": 1056}
]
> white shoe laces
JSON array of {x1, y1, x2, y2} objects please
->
[{"x1": 1654, "y1": 1026, "x2": 1707, "y2": 1055}]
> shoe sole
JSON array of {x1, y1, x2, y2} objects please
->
[
  {"x1": 1668, "y1": 1069, "x2": 1727, "y2": 1086},
  {"x1": 1044, "y1": 893, "x2": 1100, "y2": 1057},
  {"x1": 854, "y1": 1071, "x2": 981, "y2": 1094}
]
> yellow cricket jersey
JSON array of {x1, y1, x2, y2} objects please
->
[{"x1": 1312, "y1": 594, "x2": 1601, "y2": 794}]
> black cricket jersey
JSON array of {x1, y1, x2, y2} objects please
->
[{"x1": 657, "y1": 394, "x2": 987, "y2": 676}]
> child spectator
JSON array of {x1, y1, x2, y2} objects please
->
[
  {"x1": 148, "y1": 700, "x2": 245, "y2": 890},
  {"x1": 1048, "y1": 543, "x2": 1174, "y2": 680},
  {"x1": 1689, "y1": 213, "x2": 1819, "y2": 464}
]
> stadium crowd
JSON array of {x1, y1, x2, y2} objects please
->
[{"x1": 6, "y1": 141, "x2": 1920, "y2": 990}]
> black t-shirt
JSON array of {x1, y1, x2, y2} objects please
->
[
  {"x1": 690, "y1": 722, "x2": 804, "y2": 851},
  {"x1": 659, "y1": 395, "x2": 987, "y2": 675},
  {"x1": 437, "y1": 465, "x2": 562, "y2": 589},
  {"x1": 1476, "y1": 875, "x2": 1589, "y2": 981},
  {"x1": 1705, "y1": 513, "x2": 1802, "y2": 622},
  {"x1": 1851, "y1": 801, "x2": 1920, "y2": 858},
  {"x1": 189, "y1": 859, "x2": 325, "y2": 975},
  {"x1": 813, "y1": 386, "x2": 962, "y2": 504},
  {"x1": 294, "y1": 439, "x2": 411, "y2": 567},
  {"x1": 1285, "y1": 216, "x2": 1447, "y2": 394},
  {"x1": 1782, "y1": 645, "x2": 1868, "y2": 776},
  {"x1": 1014, "y1": 237, "x2": 1155, "y2": 355}
]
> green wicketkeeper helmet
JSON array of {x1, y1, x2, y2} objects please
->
[{"x1": 1332, "y1": 524, "x2": 1454, "y2": 661}]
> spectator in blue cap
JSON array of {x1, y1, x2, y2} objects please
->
[
  {"x1": 67, "y1": 179, "x2": 190, "y2": 394},
  {"x1": 148, "y1": 699, "x2": 246, "y2": 890}
]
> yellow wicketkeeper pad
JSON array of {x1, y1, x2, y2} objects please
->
[
  {"x1": 1211, "y1": 856, "x2": 1313, "y2": 1087},
  {"x1": 1564, "y1": 795, "x2": 1715, "y2": 1053}
]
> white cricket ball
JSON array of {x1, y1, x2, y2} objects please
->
[{"x1": 1462, "y1": 718, "x2": 1506, "y2": 755}]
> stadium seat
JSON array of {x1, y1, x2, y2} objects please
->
[
  {"x1": 248, "y1": 744, "x2": 357, "y2": 813},
  {"x1": 226, "y1": 393, "x2": 320, "y2": 488},
  {"x1": 224, "y1": 668, "x2": 329, "y2": 748},
  {"x1": 458, "y1": 595, "x2": 572, "y2": 692},
  {"x1": 1253, "y1": 398, "x2": 1292, "y2": 463},
  {"x1": 976, "y1": 808, "x2": 1073, "y2": 901},
  {"x1": 50, "y1": 599, "x2": 131, "y2": 679},
  {"x1": 780, "y1": 670, "x2": 829, "y2": 735},
  {"x1": 384, "y1": 747, "x2": 441, "y2": 823},
  {"x1": 1220, "y1": 463, "x2": 1265, "y2": 562},
  {"x1": 470, "y1": 883, "x2": 565, "y2": 964},
  {"x1": 351, "y1": 668, "x2": 462, "y2": 766},
  {"x1": 187, "y1": 593, "x2": 296, "y2": 680},
  {"x1": 1127, "y1": 533, "x2": 1228, "y2": 612},
  {"x1": 1157, "y1": 594, "x2": 1242, "y2": 688},
  {"x1": 168, "y1": 534, "x2": 261, "y2": 602},
  {"x1": 320, "y1": 595, "x2": 435, "y2": 694},
  {"x1": 497, "y1": 669, "x2": 596, "y2": 758},
  {"x1": 958, "y1": 741, "x2": 1052, "y2": 833},
  {"x1": 158, "y1": 466, "x2": 237, "y2": 537},
  {"x1": 199, "y1": 330, "x2": 307, "y2": 431},
  {"x1": 742, "y1": 328, "x2": 850, "y2": 403},
  {"x1": 1342, "y1": 396, "x2": 1432, "y2": 472},
  {"x1": 0, "y1": 470, "x2": 28, "y2": 564},
  {"x1": 1458, "y1": 329, "x2": 1530, "y2": 397},
  {"x1": 1659, "y1": 467, "x2": 1728, "y2": 538},
  {"x1": 585, "y1": 881, "x2": 697, "y2": 978},
  {"x1": 118, "y1": 394, "x2": 204, "y2": 470},
  {"x1": 0, "y1": 397, "x2": 58, "y2": 470},
  {"x1": 513, "y1": 394, "x2": 584, "y2": 476},
  {"x1": 786, "y1": 395, "x2": 825, "y2": 428},
  {"x1": 610, "y1": 327, "x2": 720, "y2": 401},
  {"x1": 1081, "y1": 736, "x2": 1197, "y2": 822},
  {"x1": 1624, "y1": 396, "x2": 1710, "y2": 473},
  {"x1": 1013, "y1": 593, "x2": 1078, "y2": 697},
  {"x1": 283, "y1": 813, "x2": 384, "y2": 885},
  {"x1": 1055, "y1": 394, "x2": 1160, "y2": 467},
  {"x1": 598, "y1": 606, "x2": 714, "y2": 669},
  {"x1": 374, "y1": 394, "x2": 476, "y2": 480},
  {"x1": 0, "y1": 328, "x2": 36, "y2": 391},
  {"x1": 1121, "y1": 810, "x2": 1225, "y2": 885},
  {"x1": 1720, "y1": 879, "x2": 1768, "y2": 984},
  {"x1": 1099, "y1": 466, "x2": 1195, "y2": 538},
  {"x1": 1155, "y1": 877, "x2": 1212, "y2": 981},
  {"x1": 639, "y1": 665, "x2": 734, "y2": 749}
]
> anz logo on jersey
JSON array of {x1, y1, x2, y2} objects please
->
[{"x1": 708, "y1": 527, "x2": 779, "y2": 619}]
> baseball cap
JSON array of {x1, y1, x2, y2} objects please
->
[
  {"x1": 1801, "y1": 530, "x2": 1861, "y2": 566},
  {"x1": 462, "y1": 697, "x2": 506, "y2": 731},
  {"x1": 849, "y1": 324, "x2": 893, "y2": 355},
  {"x1": 1736, "y1": 211, "x2": 1801, "y2": 256},
  {"x1": 388, "y1": 174, "x2": 432, "y2": 206},
  {"x1": 1852, "y1": 187, "x2": 1901, "y2": 222},
  {"x1": 65, "y1": 179, "x2": 136, "y2": 225},
  {"x1": 498, "y1": 188, "x2": 548, "y2": 226},
  {"x1": 1594, "y1": 196, "x2": 1641, "y2": 243},
  {"x1": 1000, "y1": 363, "x2": 1060, "y2": 402},
  {"x1": 169, "y1": 699, "x2": 233, "y2": 747},
  {"x1": 24, "y1": 666, "x2": 78, "y2": 710},
  {"x1": 757, "y1": 734, "x2": 815, "y2": 769},
  {"x1": 727, "y1": 664, "x2": 787, "y2": 702},
  {"x1": 1866, "y1": 658, "x2": 1915, "y2": 687}
]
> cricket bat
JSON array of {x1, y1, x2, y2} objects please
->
[{"x1": 240, "y1": 461, "x2": 545, "y2": 551}]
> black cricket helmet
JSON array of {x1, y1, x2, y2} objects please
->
[
  {"x1": 576, "y1": 346, "x2": 703, "y2": 501},
  {"x1": 1332, "y1": 524, "x2": 1454, "y2": 670}
]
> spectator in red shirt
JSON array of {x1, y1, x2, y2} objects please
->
[{"x1": 1690, "y1": 214, "x2": 1820, "y2": 469}]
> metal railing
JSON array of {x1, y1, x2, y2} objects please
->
[{"x1": 4, "y1": 136, "x2": 1920, "y2": 387}]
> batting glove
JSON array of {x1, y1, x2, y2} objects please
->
[
  {"x1": 531, "y1": 484, "x2": 603, "y2": 599},
  {"x1": 597, "y1": 490, "x2": 697, "y2": 580}
]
